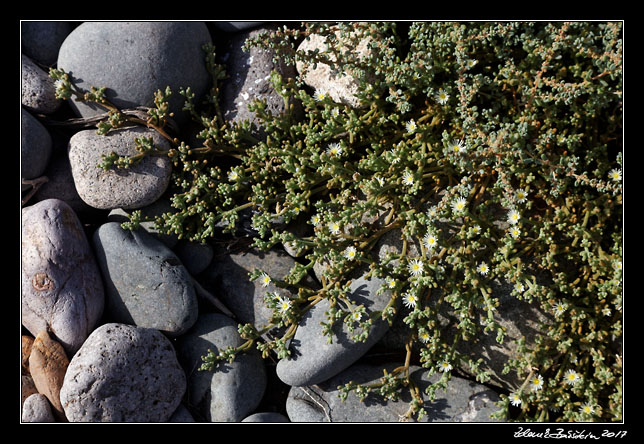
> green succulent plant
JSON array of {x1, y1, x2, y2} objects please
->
[{"x1": 50, "y1": 21, "x2": 622, "y2": 422}]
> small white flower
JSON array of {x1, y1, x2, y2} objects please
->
[
  {"x1": 352, "y1": 311, "x2": 362, "y2": 322},
  {"x1": 408, "y1": 258, "x2": 424, "y2": 276},
  {"x1": 602, "y1": 307, "x2": 611, "y2": 316},
  {"x1": 418, "y1": 330, "x2": 430, "y2": 343},
  {"x1": 465, "y1": 59, "x2": 478, "y2": 69},
  {"x1": 228, "y1": 170, "x2": 239, "y2": 181},
  {"x1": 509, "y1": 226, "x2": 521, "y2": 239},
  {"x1": 402, "y1": 171, "x2": 415, "y2": 186},
  {"x1": 260, "y1": 273, "x2": 271, "y2": 287},
  {"x1": 514, "y1": 282, "x2": 525, "y2": 293},
  {"x1": 314, "y1": 90, "x2": 328, "y2": 101},
  {"x1": 427, "y1": 207, "x2": 438, "y2": 219},
  {"x1": 509, "y1": 393, "x2": 522, "y2": 407},
  {"x1": 448, "y1": 139, "x2": 467, "y2": 155},
  {"x1": 507, "y1": 209, "x2": 521, "y2": 225},
  {"x1": 328, "y1": 221, "x2": 341, "y2": 235},
  {"x1": 580, "y1": 403, "x2": 595, "y2": 415},
  {"x1": 553, "y1": 302, "x2": 567, "y2": 317},
  {"x1": 435, "y1": 89, "x2": 449, "y2": 105},
  {"x1": 608, "y1": 168, "x2": 622, "y2": 182},
  {"x1": 405, "y1": 119, "x2": 417, "y2": 133},
  {"x1": 516, "y1": 188, "x2": 528, "y2": 203},
  {"x1": 471, "y1": 225, "x2": 481, "y2": 236},
  {"x1": 277, "y1": 297, "x2": 292, "y2": 314},
  {"x1": 374, "y1": 175, "x2": 385, "y2": 187},
  {"x1": 452, "y1": 197, "x2": 468, "y2": 214},
  {"x1": 385, "y1": 276, "x2": 397, "y2": 289},
  {"x1": 310, "y1": 214, "x2": 321, "y2": 226},
  {"x1": 613, "y1": 260, "x2": 622, "y2": 271},
  {"x1": 402, "y1": 291, "x2": 418, "y2": 308},
  {"x1": 530, "y1": 374, "x2": 544, "y2": 391},
  {"x1": 439, "y1": 361, "x2": 452, "y2": 372},
  {"x1": 477, "y1": 262, "x2": 490, "y2": 275},
  {"x1": 564, "y1": 369, "x2": 581, "y2": 386},
  {"x1": 331, "y1": 108, "x2": 340, "y2": 118},
  {"x1": 344, "y1": 246, "x2": 357, "y2": 261},
  {"x1": 326, "y1": 143, "x2": 343, "y2": 157},
  {"x1": 423, "y1": 232, "x2": 439, "y2": 251}
]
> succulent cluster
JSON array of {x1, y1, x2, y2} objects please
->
[{"x1": 52, "y1": 21, "x2": 622, "y2": 422}]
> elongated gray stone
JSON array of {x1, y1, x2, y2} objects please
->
[
  {"x1": 286, "y1": 363, "x2": 501, "y2": 422},
  {"x1": 21, "y1": 108, "x2": 52, "y2": 180},
  {"x1": 60, "y1": 323, "x2": 186, "y2": 422},
  {"x1": 92, "y1": 222, "x2": 198, "y2": 337},
  {"x1": 21, "y1": 199, "x2": 104, "y2": 354},
  {"x1": 276, "y1": 271, "x2": 396, "y2": 387},
  {"x1": 176, "y1": 313, "x2": 267, "y2": 422}
]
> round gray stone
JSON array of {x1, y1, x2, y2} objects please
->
[
  {"x1": 21, "y1": 199, "x2": 105, "y2": 354},
  {"x1": 276, "y1": 270, "x2": 396, "y2": 387},
  {"x1": 22, "y1": 393, "x2": 56, "y2": 422},
  {"x1": 21, "y1": 54, "x2": 61, "y2": 114},
  {"x1": 68, "y1": 126, "x2": 172, "y2": 210},
  {"x1": 176, "y1": 313, "x2": 267, "y2": 422},
  {"x1": 21, "y1": 107, "x2": 52, "y2": 180},
  {"x1": 21, "y1": 21, "x2": 73, "y2": 66},
  {"x1": 92, "y1": 222, "x2": 198, "y2": 337},
  {"x1": 286, "y1": 363, "x2": 501, "y2": 422},
  {"x1": 60, "y1": 323, "x2": 186, "y2": 422},
  {"x1": 57, "y1": 22, "x2": 212, "y2": 127}
]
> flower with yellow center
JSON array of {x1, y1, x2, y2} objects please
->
[
  {"x1": 564, "y1": 369, "x2": 581, "y2": 386},
  {"x1": 402, "y1": 292, "x2": 418, "y2": 308},
  {"x1": 326, "y1": 143, "x2": 342, "y2": 157},
  {"x1": 608, "y1": 168, "x2": 621, "y2": 182},
  {"x1": 260, "y1": 273, "x2": 271, "y2": 288},
  {"x1": 452, "y1": 197, "x2": 467, "y2": 214},
  {"x1": 439, "y1": 361, "x2": 452, "y2": 372},
  {"x1": 449, "y1": 139, "x2": 467, "y2": 155},
  {"x1": 507, "y1": 209, "x2": 520, "y2": 225},
  {"x1": 344, "y1": 246, "x2": 357, "y2": 261},
  {"x1": 516, "y1": 188, "x2": 528, "y2": 203},
  {"x1": 278, "y1": 297, "x2": 292, "y2": 314},
  {"x1": 435, "y1": 89, "x2": 449, "y2": 104},
  {"x1": 408, "y1": 258, "x2": 424, "y2": 276},
  {"x1": 423, "y1": 232, "x2": 438, "y2": 250},
  {"x1": 328, "y1": 221, "x2": 341, "y2": 235},
  {"x1": 402, "y1": 171, "x2": 415, "y2": 186},
  {"x1": 530, "y1": 374, "x2": 544, "y2": 391},
  {"x1": 314, "y1": 90, "x2": 328, "y2": 101}
]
